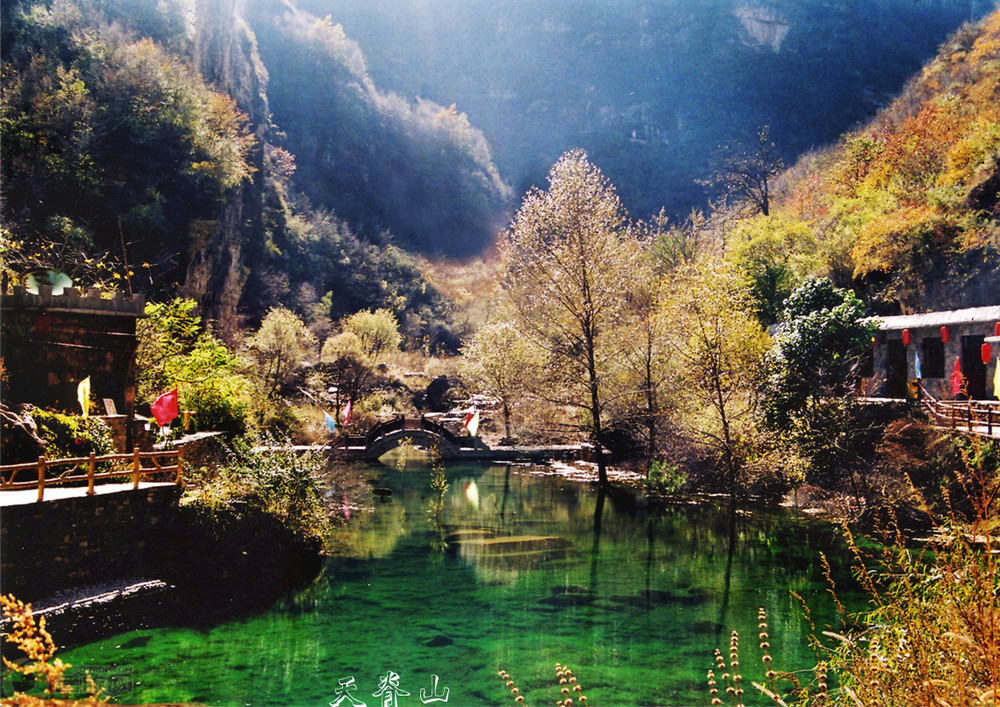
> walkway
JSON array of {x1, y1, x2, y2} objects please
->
[
  {"x1": 0, "y1": 481, "x2": 176, "y2": 507},
  {"x1": 917, "y1": 385, "x2": 1000, "y2": 439}
]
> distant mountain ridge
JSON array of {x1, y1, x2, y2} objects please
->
[
  {"x1": 299, "y1": 0, "x2": 997, "y2": 221},
  {"x1": 2, "y1": 0, "x2": 996, "y2": 333}
]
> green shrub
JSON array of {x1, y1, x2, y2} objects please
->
[
  {"x1": 32, "y1": 410, "x2": 114, "y2": 460},
  {"x1": 183, "y1": 436, "x2": 334, "y2": 546},
  {"x1": 644, "y1": 460, "x2": 686, "y2": 496}
]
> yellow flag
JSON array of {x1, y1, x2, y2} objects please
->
[{"x1": 77, "y1": 377, "x2": 91, "y2": 417}]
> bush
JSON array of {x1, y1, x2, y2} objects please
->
[
  {"x1": 709, "y1": 438, "x2": 1000, "y2": 706},
  {"x1": 183, "y1": 436, "x2": 334, "y2": 546},
  {"x1": 137, "y1": 299, "x2": 253, "y2": 435},
  {"x1": 644, "y1": 460, "x2": 686, "y2": 496},
  {"x1": 32, "y1": 410, "x2": 114, "y2": 460}
]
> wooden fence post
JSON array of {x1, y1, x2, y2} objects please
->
[
  {"x1": 176, "y1": 445, "x2": 184, "y2": 487},
  {"x1": 132, "y1": 448, "x2": 141, "y2": 489},
  {"x1": 87, "y1": 452, "x2": 96, "y2": 495},
  {"x1": 36, "y1": 456, "x2": 46, "y2": 502}
]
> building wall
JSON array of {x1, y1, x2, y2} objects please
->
[
  {"x1": 0, "y1": 287, "x2": 144, "y2": 419},
  {"x1": 870, "y1": 322, "x2": 999, "y2": 400}
]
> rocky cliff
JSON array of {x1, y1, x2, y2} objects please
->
[{"x1": 181, "y1": 0, "x2": 270, "y2": 336}]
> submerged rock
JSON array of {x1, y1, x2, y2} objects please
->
[{"x1": 424, "y1": 634, "x2": 454, "y2": 647}]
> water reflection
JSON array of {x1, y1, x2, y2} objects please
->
[{"x1": 59, "y1": 463, "x2": 865, "y2": 706}]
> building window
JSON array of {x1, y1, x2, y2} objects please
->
[{"x1": 921, "y1": 337, "x2": 945, "y2": 378}]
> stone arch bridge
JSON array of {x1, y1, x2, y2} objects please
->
[{"x1": 334, "y1": 415, "x2": 593, "y2": 464}]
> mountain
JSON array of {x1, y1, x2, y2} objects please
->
[
  {"x1": 241, "y1": 0, "x2": 512, "y2": 258},
  {"x1": 731, "y1": 8, "x2": 1000, "y2": 313},
  {"x1": 295, "y1": 0, "x2": 997, "y2": 222},
  {"x1": 3, "y1": 0, "x2": 996, "y2": 336},
  {"x1": 0, "y1": 0, "x2": 505, "y2": 344}
]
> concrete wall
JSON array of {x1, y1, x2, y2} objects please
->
[{"x1": 0, "y1": 485, "x2": 182, "y2": 602}]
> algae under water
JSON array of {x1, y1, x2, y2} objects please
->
[{"x1": 55, "y1": 463, "x2": 864, "y2": 706}]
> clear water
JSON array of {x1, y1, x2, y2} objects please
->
[{"x1": 54, "y1": 463, "x2": 864, "y2": 706}]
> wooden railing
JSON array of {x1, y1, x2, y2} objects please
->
[
  {"x1": 918, "y1": 384, "x2": 1000, "y2": 438},
  {"x1": 0, "y1": 447, "x2": 184, "y2": 502},
  {"x1": 420, "y1": 415, "x2": 475, "y2": 448}
]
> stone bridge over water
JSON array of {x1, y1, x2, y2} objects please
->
[{"x1": 334, "y1": 415, "x2": 593, "y2": 464}]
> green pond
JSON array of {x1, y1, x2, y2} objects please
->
[{"x1": 55, "y1": 461, "x2": 865, "y2": 706}]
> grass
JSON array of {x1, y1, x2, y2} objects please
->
[{"x1": 709, "y1": 438, "x2": 1000, "y2": 706}]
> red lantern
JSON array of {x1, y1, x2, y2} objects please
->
[
  {"x1": 995, "y1": 322, "x2": 1000, "y2": 337},
  {"x1": 983, "y1": 343, "x2": 993, "y2": 365},
  {"x1": 940, "y1": 326, "x2": 949, "y2": 343},
  {"x1": 902, "y1": 329, "x2": 911, "y2": 346}
]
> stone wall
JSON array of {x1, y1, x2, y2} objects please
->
[
  {"x1": 0, "y1": 485, "x2": 183, "y2": 602},
  {"x1": 0, "y1": 287, "x2": 144, "y2": 423}
]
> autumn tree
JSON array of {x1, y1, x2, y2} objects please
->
[
  {"x1": 501, "y1": 150, "x2": 640, "y2": 487},
  {"x1": 460, "y1": 320, "x2": 539, "y2": 441},
  {"x1": 709, "y1": 126, "x2": 784, "y2": 217},
  {"x1": 725, "y1": 213, "x2": 820, "y2": 326},
  {"x1": 606, "y1": 257, "x2": 674, "y2": 465},
  {"x1": 664, "y1": 265, "x2": 770, "y2": 498},
  {"x1": 341, "y1": 308, "x2": 402, "y2": 361},
  {"x1": 320, "y1": 331, "x2": 375, "y2": 415},
  {"x1": 246, "y1": 307, "x2": 318, "y2": 398}
]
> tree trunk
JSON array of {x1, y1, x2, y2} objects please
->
[{"x1": 585, "y1": 322, "x2": 609, "y2": 489}]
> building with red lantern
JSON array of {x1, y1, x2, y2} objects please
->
[{"x1": 865, "y1": 305, "x2": 1000, "y2": 400}]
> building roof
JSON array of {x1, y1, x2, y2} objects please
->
[{"x1": 868, "y1": 305, "x2": 1000, "y2": 331}]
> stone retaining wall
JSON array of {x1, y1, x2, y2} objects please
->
[{"x1": 0, "y1": 485, "x2": 183, "y2": 602}]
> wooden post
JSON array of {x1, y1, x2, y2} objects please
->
[
  {"x1": 176, "y1": 445, "x2": 184, "y2": 487},
  {"x1": 968, "y1": 403, "x2": 973, "y2": 433},
  {"x1": 87, "y1": 452, "x2": 96, "y2": 495},
  {"x1": 36, "y1": 456, "x2": 46, "y2": 502},
  {"x1": 132, "y1": 448, "x2": 141, "y2": 489}
]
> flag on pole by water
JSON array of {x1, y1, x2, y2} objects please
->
[
  {"x1": 464, "y1": 409, "x2": 480, "y2": 438},
  {"x1": 324, "y1": 410, "x2": 337, "y2": 434},
  {"x1": 342, "y1": 399, "x2": 352, "y2": 425},
  {"x1": 914, "y1": 348, "x2": 922, "y2": 379},
  {"x1": 950, "y1": 358, "x2": 964, "y2": 397},
  {"x1": 77, "y1": 377, "x2": 91, "y2": 417},
  {"x1": 151, "y1": 388, "x2": 179, "y2": 427}
]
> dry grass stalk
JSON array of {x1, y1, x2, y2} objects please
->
[{"x1": 1, "y1": 593, "x2": 106, "y2": 705}]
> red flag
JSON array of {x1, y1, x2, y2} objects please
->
[
  {"x1": 950, "y1": 358, "x2": 964, "y2": 398},
  {"x1": 342, "y1": 399, "x2": 352, "y2": 425},
  {"x1": 151, "y1": 388, "x2": 179, "y2": 427},
  {"x1": 464, "y1": 409, "x2": 480, "y2": 437}
]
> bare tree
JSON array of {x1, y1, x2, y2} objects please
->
[{"x1": 710, "y1": 126, "x2": 784, "y2": 217}]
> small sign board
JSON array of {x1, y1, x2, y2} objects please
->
[{"x1": 102, "y1": 398, "x2": 118, "y2": 416}]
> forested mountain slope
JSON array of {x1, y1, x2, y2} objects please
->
[
  {"x1": 730, "y1": 9, "x2": 1000, "y2": 313},
  {"x1": 302, "y1": 0, "x2": 996, "y2": 222},
  {"x1": 0, "y1": 0, "x2": 504, "y2": 343},
  {"x1": 2, "y1": 0, "x2": 996, "y2": 339}
]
